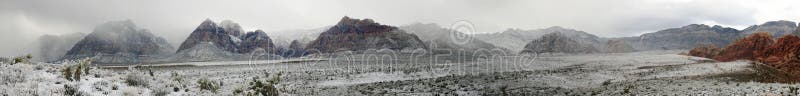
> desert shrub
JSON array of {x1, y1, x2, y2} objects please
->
[
  {"x1": 81, "y1": 59, "x2": 92, "y2": 74},
  {"x1": 74, "y1": 65, "x2": 82, "y2": 81},
  {"x1": 148, "y1": 69, "x2": 154, "y2": 77},
  {"x1": 197, "y1": 77, "x2": 220, "y2": 92},
  {"x1": 153, "y1": 87, "x2": 172, "y2": 96},
  {"x1": 244, "y1": 71, "x2": 282, "y2": 96},
  {"x1": 64, "y1": 84, "x2": 80, "y2": 96},
  {"x1": 62, "y1": 66, "x2": 74, "y2": 81},
  {"x1": 10, "y1": 54, "x2": 32, "y2": 65},
  {"x1": 61, "y1": 58, "x2": 92, "y2": 81},
  {"x1": 170, "y1": 72, "x2": 185, "y2": 83},
  {"x1": 125, "y1": 72, "x2": 149, "y2": 87}
]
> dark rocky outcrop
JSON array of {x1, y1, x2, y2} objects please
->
[
  {"x1": 520, "y1": 32, "x2": 598, "y2": 54},
  {"x1": 177, "y1": 19, "x2": 242, "y2": 53},
  {"x1": 238, "y1": 30, "x2": 277, "y2": 53},
  {"x1": 175, "y1": 19, "x2": 281, "y2": 61},
  {"x1": 305, "y1": 16, "x2": 427, "y2": 53},
  {"x1": 62, "y1": 20, "x2": 174, "y2": 64},
  {"x1": 741, "y1": 20, "x2": 797, "y2": 37}
]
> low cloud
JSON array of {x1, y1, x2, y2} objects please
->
[{"x1": 0, "y1": 0, "x2": 798, "y2": 56}]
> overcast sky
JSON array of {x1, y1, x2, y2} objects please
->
[{"x1": 1, "y1": 0, "x2": 799, "y2": 56}]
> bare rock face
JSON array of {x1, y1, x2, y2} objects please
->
[
  {"x1": 176, "y1": 19, "x2": 282, "y2": 61},
  {"x1": 177, "y1": 19, "x2": 242, "y2": 54},
  {"x1": 605, "y1": 40, "x2": 635, "y2": 53},
  {"x1": 305, "y1": 16, "x2": 427, "y2": 53},
  {"x1": 794, "y1": 22, "x2": 800, "y2": 36},
  {"x1": 742, "y1": 20, "x2": 797, "y2": 37},
  {"x1": 238, "y1": 30, "x2": 277, "y2": 53},
  {"x1": 63, "y1": 20, "x2": 174, "y2": 64},
  {"x1": 688, "y1": 44, "x2": 722, "y2": 59},
  {"x1": 520, "y1": 32, "x2": 598, "y2": 54},
  {"x1": 713, "y1": 32, "x2": 774, "y2": 62},
  {"x1": 689, "y1": 32, "x2": 800, "y2": 81},
  {"x1": 756, "y1": 35, "x2": 800, "y2": 70},
  {"x1": 628, "y1": 24, "x2": 741, "y2": 50}
]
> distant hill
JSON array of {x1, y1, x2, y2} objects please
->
[
  {"x1": 622, "y1": 24, "x2": 742, "y2": 51},
  {"x1": 400, "y1": 23, "x2": 505, "y2": 54},
  {"x1": 520, "y1": 32, "x2": 599, "y2": 54},
  {"x1": 741, "y1": 20, "x2": 797, "y2": 38},
  {"x1": 475, "y1": 26, "x2": 605, "y2": 52},
  {"x1": 62, "y1": 20, "x2": 174, "y2": 64}
]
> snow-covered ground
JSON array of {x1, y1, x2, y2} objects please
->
[{"x1": 2, "y1": 50, "x2": 799, "y2": 95}]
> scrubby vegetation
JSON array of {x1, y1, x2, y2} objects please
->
[
  {"x1": 197, "y1": 77, "x2": 221, "y2": 92},
  {"x1": 61, "y1": 58, "x2": 92, "y2": 81},
  {"x1": 125, "y1": 71, "x2": 150, "y2": 87},
  {"x1": 239, "y1": 71, "x2": 282, "y2": 96},
  {"x1": 4, "y1": 54, "x2": 33, "y2": 65}
]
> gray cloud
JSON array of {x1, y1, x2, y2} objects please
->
[{"x1": 0, "y1": 0, "x2": 798, "y2": 56}]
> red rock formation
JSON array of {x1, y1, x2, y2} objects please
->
[
  {"x1": 688, "y1": 44, "x2": 722, "y2": 59},
  {"x1": 688, "y1": 32, "x2": 800, "y2": 81},
  {"x1": 755, "y1": 35, "x2": 800, "y2": 75},
  {"x1": 712, "y1": 32, "x2": 774, "y2": 62}
]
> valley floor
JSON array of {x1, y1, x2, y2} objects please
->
[{"x1": 2, "y1": 50, "x2": 798, "y2": 95}]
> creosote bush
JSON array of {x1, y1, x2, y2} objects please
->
[
  {"x1": 125, "y1": 72, "x2": 150, "y2": 87},
  {"x1": 10, "y1": 54, "x2": 32, "y2": 65},
  {"x1": 197, "y1": 77, "x2": 220, "y2": 92},
  {"x1": 242, "y1": 71, "x2": 282, "y2": 96}
]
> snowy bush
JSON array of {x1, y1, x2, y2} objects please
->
[
  {"x1": 241, "y1": 71, "x2": 281, "y2": 96},
  {"x1": 60, "y1": 58, "x2": 92, "y2": 81},
  {"x1": 125, "y1": 72, "x2": 150, "y2": 87},
  {"x1": 197, "y1": 77, "x2": 221, "y2": 92},
  {"x1": 11, "y1": 54, "x2": 32, "y2": 65}
]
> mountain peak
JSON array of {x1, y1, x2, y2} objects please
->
[
  {"x1": 326, "y1": 16, "x2": 396, "y2": 34},
  {"x1": 762, "y1": 20, "x2": 796, "y2": 26}
]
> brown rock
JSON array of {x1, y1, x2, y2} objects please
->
[
  {"x1": 713, "y1": 32, "x2": 773, "y2": 62},
  {"x1": 688, "y1": 44, "x2": 722, "y2": 59}
]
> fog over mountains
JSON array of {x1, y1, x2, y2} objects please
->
[
  {"x1": 18, "y1": 15, "x2": 800, "y2": 64},
  {"x1": 3, "y1": 0, "x2": 800, "y2": 57}
]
